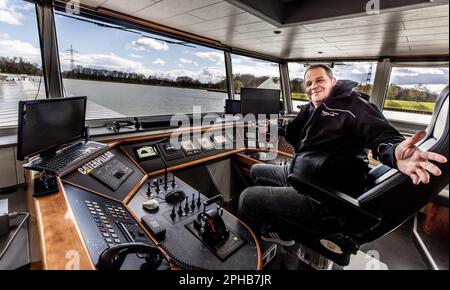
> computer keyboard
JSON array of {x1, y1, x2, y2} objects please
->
[{"x1": 28, "y1": 141, "x2": 108, "y2": 176}]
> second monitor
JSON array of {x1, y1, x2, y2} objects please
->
[{"x1": 240, "y1": 88, "x2": 280, "y2": 116}]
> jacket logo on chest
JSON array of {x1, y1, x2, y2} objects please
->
[{"x1": 321, "y1": 110, "x2": 340, "y2": 117}]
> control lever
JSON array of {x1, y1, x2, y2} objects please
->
[
  {"x1": 146, "y1": 182, "x2": 151, "y2": 197},
  {"x1": 171, "y1": 175, "x2": 176, "y2": 188},
  {"x1": 184, "y1": 196, "x2": 190, "y2": 212},
  {"x1": 191, "y1": 194, "x2": 195, "y2": 209},
  {"x1": 155, "y1": 179, "x2": 160, "y2": 193},
  {"x1": 170, "y1": 203, "x2": 176, "y2": 220},
  {"x1": 194, "y1": 194, "x2": 229, "y2": 246}
]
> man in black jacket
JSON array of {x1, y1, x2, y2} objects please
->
[{"x1": 238, "y1": 64, "x2": 447, "y2": 246}]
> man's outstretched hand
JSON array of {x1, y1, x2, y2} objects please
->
[{"x1": 395, "y1": 131, "x2": 447, "y2": 185}]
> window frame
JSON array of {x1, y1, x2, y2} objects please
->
[{"x1": 380, "y1": 61, "x2": 449, "y2": 132}]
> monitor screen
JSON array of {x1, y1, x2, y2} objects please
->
[
  {"x1": 17, "y1": 96, "x2": 87, "y2": 160},
  {"x1": 240, "y1": 88, "x2": 280, "y2": 116},
  {"x1": 225, "y1": 99, "x2": 241, "y2": 114}
]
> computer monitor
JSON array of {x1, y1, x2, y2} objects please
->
[
  {"x1": 240, "y1": 88, "x2": 280, "y2": 116},
  {"x1": 17, "y1": 96, "x2": 87, "y2": 160},
  {"x1": 225, "y1": 99, "x2": 241, "y2": 114}
]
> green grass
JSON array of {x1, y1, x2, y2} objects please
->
[
  {"x1": 384, "y1": 99, "x2": 435, "y2": 113},
  {"x1": 291, "y1": 92, "x2": 308, "y2": 101}
]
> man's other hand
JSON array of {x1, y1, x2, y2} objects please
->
[{"x1": 395, "y1": 131, "x2": 447, "y2": 185}]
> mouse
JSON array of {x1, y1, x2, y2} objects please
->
[
  {"x1": 142, "y1": 199, "x2": 160, "y2": 211},
  {"x1": 165, "y1": 189, "x2": 186, "y2": 204}
]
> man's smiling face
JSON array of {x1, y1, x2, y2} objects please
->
[{"x1": 304, "y1": 67, "x2": 337, "y2": 107}]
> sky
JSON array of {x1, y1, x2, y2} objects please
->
[{"x1": 0, "y1": 0, "x2": 448, "y2": 87}]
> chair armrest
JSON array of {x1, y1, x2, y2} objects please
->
[{"x1": 288, "y1": 173, "x2": 381, "y2": 227}]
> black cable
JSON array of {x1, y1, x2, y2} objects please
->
[
  {"x1": 0, "y1": 212, "x2": 30, "y2": 260},
  {"x1": 157, "y1": 243, "x2": 206, "y2": 270}
]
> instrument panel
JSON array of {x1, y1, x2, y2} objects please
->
[{"x1": 57, "y1": 130, "x2": 261, "y2": 270}]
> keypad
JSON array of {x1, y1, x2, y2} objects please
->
[{"x1": 85, "y1": 200, "x2": 122, "y2": 247}]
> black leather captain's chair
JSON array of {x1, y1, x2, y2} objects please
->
[{"x1": 287, "y1": 85, "x2": 449, "y2": 267}]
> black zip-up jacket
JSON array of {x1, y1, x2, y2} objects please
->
[{"x1": 286, "y1": 80, "x2": 405, "y2": 196}]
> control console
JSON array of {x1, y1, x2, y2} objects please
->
[{"x1": 64, "y1": 184, "x2": 154, "y2": 269}]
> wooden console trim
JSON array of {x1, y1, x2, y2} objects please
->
[
  {"x1": 123, "y1": 175, "x2": 148, "y2": 205},
  {"x1": 33, "y1": 175, "x2": 94, "y2": 270}
]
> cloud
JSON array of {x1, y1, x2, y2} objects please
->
[
  {"x1": 152, "y1": 66, "x2": 226, "y2": 84},
  {"x1": 153, "y1": 58, "x2": 166, "y2": 66},
  {"x1": 179, "y1": 58, "x2": 192, "y2": 64},
  {"x1": 390, "y1": 67, "x2": 449, "y2": 85},
  {"x1": 129, "y1": 38, "x2": 169, "y2": 51},
  {"x1": 0, "y1": 0, "x2": 32, "y2": 25},
  {"x1": 128, "y1": 54, "x2": 143, "y2": 58},
  {"x1": 0, "y1": 38, "x2": 41, "y2": 63},
  {"x1": 194, "y1": 51, "x2": 224, "y2": 63},
  {"x1": 233, "y1": 60, "x2": 280, "y2": 78},
  {"x1": 59, "y1": 51, "x2": 154, "y2": 76}
]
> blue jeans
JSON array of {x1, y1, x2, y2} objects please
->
[{"x1": 238, "y1": 163, "x2": 322, "y2": 237}]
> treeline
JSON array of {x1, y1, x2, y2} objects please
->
[
  {"x1": 386, "y1": 84, "x2": 439, "y2": 103},
  {"x1": 62, "y1": 66, "x2": 228, "y2": 91},
  {"x1": 62, "y1": 67, "x2": 275, "y2": 92},
  {"x1": 292, "y1": 78, "x2": 438, "y2": 103},
  {"x1": 0, "y1": 57, "x2": 42, "y2": 75}
]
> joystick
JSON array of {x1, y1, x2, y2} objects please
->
[
  {"x1": 184, "y1": 196, "x2": 190, "y2": 211},
  {"x1": 146, "y1": 182, "x2": 151, "y2": 197},
  {"x1": 171, "y1": 176, "x2": 176, "y2": 188},
  {"x1": 170, "y1": 203, "x2": 176, "y2": 219}
]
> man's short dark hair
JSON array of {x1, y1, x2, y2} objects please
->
[{"x1": 304, "y1": 64, "x2": 334, "y2": 81}]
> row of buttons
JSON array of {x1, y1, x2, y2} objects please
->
[
  {"x1": 105, "y1": 204, "x2": 130, "y2": 220},
  {"x1": 85, "y1": 200, "x2": 122, "y2": 247}
]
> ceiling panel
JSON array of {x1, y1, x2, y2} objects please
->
[
  {"x1": 101, "y1": 0, "x2": 157, "y2": 15},
  {"x1": 81, "y1": 0, "x2": 448, "y2": 59},
  {"x1": 407, "y1": 33, "x2": 449, "y2": 41},
  {"x1": 302, "y1": 5, "x2": 449, "y2": 32},
  {"x1": 184, "y1": 12, "x2": 261, "y2": 33},
  {"x1": 164, "y1": 13, "x2": 205, "y2": 26},
  {"x1": 403, "y1": 17, "x2": 449, "y2": 29},
  {"x1": 231, "y1": 21, "x2": 278, "y2": 33},
  {"x1": 187, "y1": 1, "x2": 243, "y2": 20},
  {"x1": 315, "y1": 23, "x2": 405, "y2": 38},
  {"x1": 80, "y1": 0, "x2": 107, "y2": 7},
  {"x1": 133, "y1": 0, "x2": 222, "y2": 22},
  {"x1": 401, "y1": 26, "x2": 449, "y2": 36}
]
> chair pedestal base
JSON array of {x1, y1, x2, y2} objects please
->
[{"x1": 297, "y1": 245, "x2": 333, "y2": 270}]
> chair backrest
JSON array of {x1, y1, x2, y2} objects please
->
[{"x1": 357, "y1": 86, "x2": 449, "y2": 242}]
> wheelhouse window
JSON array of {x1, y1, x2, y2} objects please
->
[
  {"x1": 54, "y1": 12, "x2": 228, "y2": 120},
  {"x1": 231, "y1": 54, "x2": 281, "y2": 100},
  {"x1": 0, "y1": 0, "x2": 45, "y2": 127},
  {"x1": 383, "y1": 65, "x2": 449, "y2": 126},
  {"x1": 288, "y1": 61, "x2": 377, "y2": 111}
]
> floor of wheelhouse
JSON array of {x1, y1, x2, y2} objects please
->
[{"x1": 263, "y1": 215, "x2": 448, "y2": 270}]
